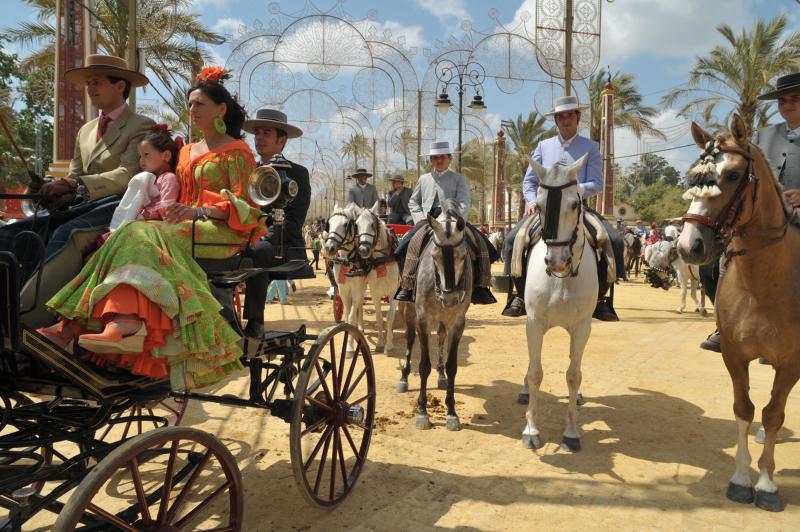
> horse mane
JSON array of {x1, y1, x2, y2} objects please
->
[
  {"x1": 332, "y1": 202, "x2": 362, "y2": 219},
  {"x1": 749, "y1": 142, "x2": 795, "y2": 219}
]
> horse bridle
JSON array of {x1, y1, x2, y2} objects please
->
[
  {"x1": 681, "y1": 139, "x2": 788, "y2": 260},
  {"x1": 431, "y1": 228, "x2": 467, "y2": 302},
  {"x1": 326, "y1": 212, "x2": 359, "y2": 267},
  {"x1": 357, "y1": 210, "x2": 380, "y2": 253},
  {"x1": 540, "y1": 179, "x2": 584, "y2": 278}
]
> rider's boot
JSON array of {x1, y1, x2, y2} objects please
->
[
  {"x1": 699, "y1": 330, "x2": 721, "y2": 352},
  {"x1": 501, "y1": 276, "x2": 527, "y2": 317},
  {"x1": 471, "y1": 285, "x2": 497, "y2": 305},
  {"x1": 394, "y1": 287, "x2": 415, "y2": 302},
  {"x1": 592, "y1": 297, "x2": 619, "y2": 321}
]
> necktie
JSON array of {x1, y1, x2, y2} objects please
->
[{"x1": 96, "y1": 114, "x2": 112, "y2": 140}]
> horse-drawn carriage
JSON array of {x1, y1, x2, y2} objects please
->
[{"x1": 0, "y1": 168, "x2": 375, "y2": 529}]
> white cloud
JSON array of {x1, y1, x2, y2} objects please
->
[
  {"x1": 212, "y1": 17, "x2": 246, "y2": 39},
  {"x1": 414, "y1": 0, "x2": 470, "y2": 24},
  {"x1": 600, "y1": 0, "x2": 750, "y2": 64},
  {"x1": 193, "y1": 0, "x2": 235, "y2": 7},
  {"x1": 613, "y1": 109, "x2": 697, "y2": 172},
  {"x1": 370, "y1": 20, "x2": 427, "y2": 51}
]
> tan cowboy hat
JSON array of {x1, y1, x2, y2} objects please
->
[
  {"x1": 546, "y1": 95, "x2": 588, "y2": 117},
  {"x1": 348, "y1": 168, "x2": 372, "y2": 179},
  {"x1": 242, "y1": 108, "x2": 303, "y2": 138},
  {"x1": 758, "y1": 72, "x2": 800, "y2": 100},
  {"x1": 64, "y1": 54, "x2": 149, "y2": 87},
  {"x1": 387, "y1": 174, "x2": 405, "y2": 182}
]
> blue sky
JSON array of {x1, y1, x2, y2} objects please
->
[{"x1": 5, "y1": 0, "x2": 799, "y2": 175}]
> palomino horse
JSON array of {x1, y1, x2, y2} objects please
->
[
  {"x1": 405, "y1": 199, "x2": 472, "y2": 431},
  {"x1": 644, "y1": 240, "x2": 707, "y2": 315},
  {"x1": 521, "y1": 155, "x2": 598, "y2": 452},
  {"x1": 324, "y1": 204, "x2": 365, "y2": 355},
  {"x1": 678, "y1": 115, "x2": 800, "y2": 512},
  {"x1": 354, "y1": 204, "x2": 400, "y2": 354}
]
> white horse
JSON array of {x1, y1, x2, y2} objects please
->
[
  {"x1": 355, "y1": 203, "x2": 400, "y2": 354},
  {"x1": 644, "y1": 240, "x2": 707, "y2": 315},
  {"x1": 522, "y1": 155, "x2": 598, "y2": 452},
  {"x1": 324, "y1": 204, "x2": 366, "y2": 355}
]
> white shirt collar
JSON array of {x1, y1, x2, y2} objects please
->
[
  {"x1": 558, "y1": 131, "x2": 579, "y2": 148},
  {"x1": 358, "y1": 183, "x2": 367, "y2": 188},
  {"x1": 787, "y1": 124, "x2": 800, "y2": 140}
]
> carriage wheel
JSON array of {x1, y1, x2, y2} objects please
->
[
  {"x1": 333, "y1": 290, "x2": 344, "y2": 323},
  {"x1": 96, "y1": 395, "x2": 189, "y2": 444},
  {"x1": 55, "y1": 426, "x2": 243, "y2": 531},
  {"x1": 290, "y1": 323, "x2": 375, "y2": 508}
]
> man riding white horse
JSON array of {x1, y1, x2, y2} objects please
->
[
  {"x1": 393, "y1": 140, "x2": 498, "y2": 305},
  {"x1": 501, "y1": 95, "x2": 625, "y2": 320}
]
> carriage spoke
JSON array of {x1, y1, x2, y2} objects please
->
[
  {"x1": 304, "y1": 424, "x2": 334, "y2": 471},
  {"x1": 166, "y1": 449, "x2": 213, "y2": 524},
  {"x1": 336, "y1": 427, "x2": 349, "y2": 490},
  {"x1": 301, "y1": 412, "x2": 332, "y2": 437},
  {"x1": 156, "y1": 440, "x2": 180, "y2": 523},
  {"x1": 341, "y1": 425, "x2": 362, "y2": 461},
  {"x1": 336, "y1": 333, "x2": 349, "y2": 398},
  {"x1": 86, "y1": 503, "x2": 138, "y2": 532},
  {"x1": 312, "y1": 429, "x2": 333, "y2": 495},
  {"x1": 98, "y1": 409, "x2": 125, "y2": 440},
  {"x1": 340, "y1": 345, "x2": 361, "y2": 397},
  {"x1": 146, "y1": 407, "x2": 159, "y2": 430},
  {"x1": 313, "y1": 361, "x2": 334, "y2": 403},
  {"x1": 328, "y1": 336, "x2": 340, "y2": 401},
  {"x1": 344, "y1": 367, "x2": 367, "y2": 400},
  {"x1": 128, "y1": 457, "x2": 153, "y2": 524},
  {"x1": 173, "y1": 480, "x2": 231, "y2": 529},
  {"x1": 137, "y1": 407, "x2": 143, "y2": 434},
  {"x1": 347, "y1": 393, "x2": 373, "y2": 409},
  {"x1": 329, "y1": 428, "x2": 340, "y2": 500}
]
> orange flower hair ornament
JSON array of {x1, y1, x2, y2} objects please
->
[{"x1": 196, "y1": 66, "x2": 230, "y2": 83}]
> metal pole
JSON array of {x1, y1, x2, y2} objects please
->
[
  {"x1": 417, "y1": 89, "x2": 422, "y2": 181},
  {"x1": 564, "y1": 0, "x2": 574, "y2": 96},
  {"x1": 457, "y1": 85, "x2": 464, "y2": 173},
  {"x1": 372, "y1": 136, "x2": 377, "y2": 186},
  {"x1": 127, "y1": 0, "x2": 137, "y2": 110}
]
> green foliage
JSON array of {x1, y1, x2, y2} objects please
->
[
  {"x1": 626, "y1": 181, "x2": 688, "y2": 222},
  {"x1": 340, "y1": 133, "x2": 372, "y2": 169},
  {"x1": 661, "y1": 15, "x2": 800, "y2": 132},
  {"x1": 588, "y1": 67, "x2": 665, "y2": 142},
  {"x1": 625, "y1": 153, "x2": 681, "y2": 190},
  {"x1": 501, "y1": 112, "x2": 554, "y2": 217}
]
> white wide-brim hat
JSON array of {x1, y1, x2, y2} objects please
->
[
  {"x1": 427, "y1": 141, "x2": 452, "y2": 156},
  {"x1": 546, "y1": 95, "x2": 588, "y2": 117}
]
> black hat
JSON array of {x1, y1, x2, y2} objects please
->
[
  {"x1": 348, "y1": 168, "x2": 372, "y2": 178},
  {"x1": 758, "y1": 73, "x2": 800, "y2": 100},
  {"x1": 388, "y1": 174, "x2": 405, "y2": 181}
]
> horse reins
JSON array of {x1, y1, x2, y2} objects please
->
[
  {"x1": 539, "y1": 180, "x2": 584, "y2": 278},
  {"x1": 681, "y1": 140, "x2": 789, "y2": 261}
]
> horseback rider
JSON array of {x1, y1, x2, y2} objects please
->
[
  {"x1": 240, "y1": 109, "x2": 310, "y2": 338},
  {"x1": 386, "y1": 174, "x2": 413, "y2": 225},
  {"x1": 393, "y1": 141, "x2": 498, "y2": 304},
  {"x1": 500, "y1": 95, "x2": 625, "y2": 320},
  {"x1": 1, "y1": 54, "x2": 155, "y2": 328},
  {"x1": 701, "y1": 72, "x2": 800, "y2": 352},
  {"x1": 346, "y1": 168, "x2": 379, "y2": 208}
]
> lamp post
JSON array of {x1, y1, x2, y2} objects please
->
[{"x1": 433, "y1": 58, "x2": 487, "y2": 173}]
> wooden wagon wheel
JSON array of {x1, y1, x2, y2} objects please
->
[
  {"x1": 55, "y1": 426, "x2": 243, "y2": 531},
  {"x1": 96, "y1": 395, "x2": 189, "y2": 444},
  {"x1": 290, "y1": 323, "x2": 375, "y2": 508}
]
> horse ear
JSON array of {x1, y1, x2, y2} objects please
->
[
  {"x1": 370, "y1": 200, "x2": 381, "y2": 214},
  {"x1": 569, "y1": 153, "x2": 588, "y2": 176},
  {"x1": 456, "y1": 216, "x2": 465, "y2": 232},
  {"x1": 730, "y1": 114, "x2": 749, "y2": 145},
  {"x1": 531, "y1": 158, "x2": 546, "y2": 182},
  {"x1": 427, "y1": 214, "x2": 441, "y2": 232},
  {"x1": 691, "y1": 122, "x2": 712, "y2": 149}
]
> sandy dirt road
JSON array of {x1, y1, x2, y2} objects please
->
[{"x1": 28, "y1": 265, "x2": 800, "y2": 530}]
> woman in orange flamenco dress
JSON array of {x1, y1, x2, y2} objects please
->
[{"x1": 44, "y1": 67, "x2": 265, "y2": 390}]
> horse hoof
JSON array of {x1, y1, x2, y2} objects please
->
[
  {"x1": 701, "y1": 309, "x2": 708, "y2": 317},
  {"x1": 522, "y1": 433, "x2": 541, "y2": 449},
  {"x1": 446, "y1": 415, "x2": 461, "y2": 431},
  {"x1": 396, "y1": 381, "x2": 408, "y2": 393},
  {"x1": 754, "y1": 489, "x2": 784, "y2": 512},
  {"x1": 561, "y1": 436, "x2": 581, "y2": 452},
  {"x1": 694, "y1": 308, "x2": 700, "y2": 313},
  {"x1": 437, "y1": 377, "x2": 448, "y2": 390},
  {"x1": 726, "y1": 482, "x2": 754, "y2": 504},
  {"x1": 517, "y1": 392, "x2": 530, "y2": 405},
  {"x1": 374, "y1": 345, "x2": 384, "y2": 354},
  {"x1": 755, "y1": 426, "x2": 765, "y2": 444},
  {"x1": 576, "y1": 393, "x2": 585, "y2": 406},
  {"x1": 415, "y1": 414, "x2": 432, "y2": 430},
  {"x1": 676, "y1": 308, "x2": 684, "y2": 314}
]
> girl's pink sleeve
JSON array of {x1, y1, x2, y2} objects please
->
[{"x1": 141, "y1": 173, "x2": 180, "y2": 220}]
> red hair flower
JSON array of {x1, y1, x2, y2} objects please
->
[
  {"x1": 152, "y1": 123, "x2": 170, "y2": 132},
  {"x1": 196, "y1": 66, "x2": 230, "y2": 83}
]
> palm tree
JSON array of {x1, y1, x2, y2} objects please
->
[
  {"x1": 661, "y1": 15, "x2": 800, "y2": 132},
  {"x1": 460, "y1": 138, "x2": 492, "y2": 223},
  {"x1": 5, "y1": 0, "x2": 222, "y2": 127},
  {"x1": 501, "y1": 112, "x2": 554, "y2": 217},
  {"x1": 588, "y1": 67, "x2": 665, "y2": 143},
  {"x1": 340, "y1": 133, "x2": 372, "y2": 169},
  {"x1": 396, "y1": 128, "x2": 417, "y2": 179}
]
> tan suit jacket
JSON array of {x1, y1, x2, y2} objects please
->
[{"x1": 68, "y1": 107, "x2": 155, "y2": 198}]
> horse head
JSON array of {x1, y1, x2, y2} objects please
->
[
  {"x1": 532, "y1": 154, "x2": 587, "y2": 276},
  {"x1": 427, "y1": 199, "x2": 469, "y2": 307},
  {"x1": 645, "y1": 241, "x2": 676, "y2": 290},
  {"x1": 677, "y1": 114, "x2": 753, "y2": 265},
  {"x1": 324, "y1": 203, "x2": 360, "y2": 258},
  {"x1": 355, "y1": 202, "x2": 387, "y2": 259}
]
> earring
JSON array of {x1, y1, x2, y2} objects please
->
[{"x1": 213, "y1": 116, "x2": 227, "y2": 134}]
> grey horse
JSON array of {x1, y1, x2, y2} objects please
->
[{"x1": 399, "y1": 199, "x2": 472, "y2": 431}]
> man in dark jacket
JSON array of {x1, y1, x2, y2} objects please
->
[
  {"x1": 386, "y1": 174, "x2": 413, "y2": 224},
  {"x1": 241, "y1": 109, "x2": 310, "y2": 337}
]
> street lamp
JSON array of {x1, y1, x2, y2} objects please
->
[{"x1": 433, "y1": 58, "x2": 487, "y2": 172}]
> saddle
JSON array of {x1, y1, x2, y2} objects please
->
[{"x1": 510, "y1": 212, "x2": 616, "y2": 283}]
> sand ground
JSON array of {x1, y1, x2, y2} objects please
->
[
  {"x1": 25, "y1": 264, "x2": 800, "y2": 531},
  {"x1": 176, "y1": 265, "x2": 800, "y2": 531}
]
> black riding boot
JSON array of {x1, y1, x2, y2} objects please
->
[
  {"x1": 501, "y1": 276, "x2": 526, "y2": 317},
  {"x1": 592, "y1": 259, "x2": 619, "y2": 322}
]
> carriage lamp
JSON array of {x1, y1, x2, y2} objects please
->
[
  {"x1": 468, "y1": 93, "x2": 486, "y2": 111},
  {"x1": 435, "y1": 91, "x2": 452, "y2": 111}
]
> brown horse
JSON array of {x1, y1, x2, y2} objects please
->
[{"x1": 677, "y1": 114, "x2": 800, "y2": 512}]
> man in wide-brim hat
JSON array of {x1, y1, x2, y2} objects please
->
[
  {"x1": 240, "y1": 108, "x2": 309, "y2": 337},
  {"x1": 346, "y1": 167, "x2": 379, "y2": 209},
  {"x1": 700, "y1": 71, "x2": 800, "y2": 353},
  {"x1": 386, "y1": 174, "x2": 413, "y2": 225},
  {"x1": 0, "y1": 53, "x2": 155, "y2": 328}
]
